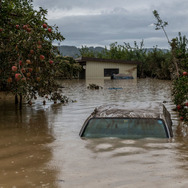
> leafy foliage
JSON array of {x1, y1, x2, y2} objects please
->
[
  {"x1": 171, "y1": 33, "x2": 188, "y2": 72},
  {"x1": 0, "y1": 0, "x2": 65, "y2": 104},
  {"x1": 144, "y1": 48, "x2": 172, "y2": 79},
  {"x1": 171, "y1": 34, "x2": 188, "y2": 123},
  {"x1": 153, "y1": 10, "x2": 188, "y2": 123},
  {"x1": 55, "y1": 56, "x2": 82, "y2": 79},
  {"x1": 79, "y1": 41, "x2": 172, "y2": 79},
  {"x1": 153, "y1": 10, "x2": 170, "y2": 43},
  {"x1": 172, "y1": 74, "x2": 188, "y2": 123}
]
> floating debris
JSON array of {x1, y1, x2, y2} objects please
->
[
  {"x1": 87, "y1": 84, "x2": 103, "y2": 89},
  {"x1": 108, "y1": 87, "x2": 123, "y2": 90}
]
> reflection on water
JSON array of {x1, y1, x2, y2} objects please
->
[
  {"x1": 0, "y1": 101, "x2": 57, "y2": 188},
  {"x1": 0, "y1": 78, "x2": 188, "y2": 188}
]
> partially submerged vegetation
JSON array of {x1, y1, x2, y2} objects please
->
[
  {"x1": 79, "y1": 11, "x2": 188, "y2": 123},
  {"x1": 0, "y1": 0, "x2": 66, "y2": 108},
  {"x1": 153, "y1": 10, "x2": 187, "y2": 124},
  {"x1": 87, "y1": 84, "x2": 103, "y2": 90},
  {"x1": 55, "y1": 56, "x2": 82, "y2": 79}
]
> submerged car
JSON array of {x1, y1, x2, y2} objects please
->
[
  {"x1": 79, "y1": 102, "x2": 173, "y2": 139},
  {"x1": 111, "y1": 73, "x2": 133, "y2": 80}
]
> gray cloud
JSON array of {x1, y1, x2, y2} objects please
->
[{"x1": 33, "y1": 0, "x2": 188, "y2": 48}]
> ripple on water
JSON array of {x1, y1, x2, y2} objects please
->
[{"x1": 1, "y1": 78, "x2": 188, "y2": 188}]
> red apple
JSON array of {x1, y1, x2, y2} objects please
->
[
  {"x1": 7, "y1": 77, "x2": 12, "y2": 83},
  {"x1": 43, "y1": 24, "x2": 47, "y2": 28},
  {"x1": 21, "y1": 68, "x2": 26, "y2": 73},
  {"x1": 28, "y1": 68, "x2": 33, "y2": 72},
  {"x1": 185, "y1": 102, "x2": 188, "y2": 107},
  {"x1": 37, "y1": 45, "x2": 42, "y2": 49},
  {"x1": 23, "y1": 25, "x2": 27, "y2": 30},
  {"x1": 26, "y1": 72, "x2": 31, "y2": 77},
  {"x1": 12, "y1": 66, "x2": 17, "y2": 72},
  {"x1": 30, "y1": 50, "x2": 34, "y2": 54},
  {"x1": 183, "y1": 72, "x2": 187, "y2": 76},
  {"x1": 37, "y1": 41, "x2": 42, "y2": 45},
  {"x1": 0, "y1": 28, "x2": 3, "y2": 32},
  {"x1": 180, "y1": 116, "x2": 184, "y2": 120},
  {"x1": 21, "y1": 77, "x2": 26, "y2": 82},
  {"x1": 177, "y1": 105, "x2": 181, "y2": 110},
  {"x1": 49, "y1": 60, "x2": 54, "y2": 64},
  {"x1": 15, "y1": 73, "x2": 21, "y2": 81},
  {"x1": 40, "y1": 55, "x2": 45, "y2": 60},
  {"x1": 26, "y1": 59, "x2": 31, "y2": 64},
  {"x1": 27, "y1": 28, "x2": 31, "y2": 32},
  {"x1": 19, "y1": 60, "x2": 22, "y2": 66},
  {"x1": 48, "y1": 28, "x2": 52, "y2": 32},
  {"x1": 16, "y1": 25, "x2": 19, "y2": 29}
]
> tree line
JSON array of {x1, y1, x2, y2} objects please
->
[{"x1": 79, "y1": 41, "x2": 173, "y2": 80}]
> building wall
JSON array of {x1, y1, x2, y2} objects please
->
[{"x1": 86, "y1": 61, "x2": 137, "y2": 79}]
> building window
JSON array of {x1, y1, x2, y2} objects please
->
[{"x1": 104, "y1": 68, "x2": 119, "y2": 77}]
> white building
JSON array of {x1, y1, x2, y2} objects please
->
[{"x1": 76, "y1": 57, "x2": 140, "y2": 79}]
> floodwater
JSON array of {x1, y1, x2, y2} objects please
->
[{"x1": 0, "y1": 78, "x2": 188, "y2": 188}]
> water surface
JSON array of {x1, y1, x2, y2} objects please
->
[{"x1": 0, "y1": 78, "x2": 188, "y2": 188}]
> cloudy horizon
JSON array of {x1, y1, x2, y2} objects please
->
[{"x1": 33, "y1": 0, "x2": 188, "y2": 49}]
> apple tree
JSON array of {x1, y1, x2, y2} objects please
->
[
  {"x1": 0, "y1": 0, "x2": 65, "y2": 107},
  {"x1": 153, "y1": 10, "x2": 188, "y2": 124},
  {"x1": 171, "y1": 35, "x2": 188, "y2": 123},
  {"x1": 172, "y1": 72, "x2": 188, "y2": 123}
]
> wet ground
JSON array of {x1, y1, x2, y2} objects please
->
[{"x1": 0, "y1": 78, "x2": 188, "y2": 188}]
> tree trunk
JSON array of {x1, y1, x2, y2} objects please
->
[
  {"x1": 19, "y1": 94, "x2": 22, "y2": 110},
  {"x1": 15, "y1": 94, "x2": 18, "y2": 104},
  {"x1": 172, "y1": 52, "x2": 180, "y2": 79}
]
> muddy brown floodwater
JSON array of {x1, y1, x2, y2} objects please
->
[{"x1": 0, "y1": 78, "x2": 188, "y2": 188}]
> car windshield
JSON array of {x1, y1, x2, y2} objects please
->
[{"x1": 82, "y1": 118, "x2": 168, "y2": 139}]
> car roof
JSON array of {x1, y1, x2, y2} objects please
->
[
  {"x1": 90, "y1": 102, "x2": 167, "y2": 119},
  {"x1": 80, "y1": 102, "x2": 173, "y2": 138}
]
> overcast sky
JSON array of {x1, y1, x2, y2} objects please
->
[{"x1": 32, "y1": 0, "x2": 188, "y2": 49}]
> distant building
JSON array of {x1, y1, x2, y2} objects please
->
[{"x1": 76, "y1": 57, "x2": 141, "y2": 79}]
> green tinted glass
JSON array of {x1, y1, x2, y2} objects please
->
[{"x1": 82, "y1": 118, "x2": 168, "y2": 138}]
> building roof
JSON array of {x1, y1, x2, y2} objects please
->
[{"x1": 76, "y1": 57, "x2": 141, "y2": 65}]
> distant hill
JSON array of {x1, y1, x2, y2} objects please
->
[
  {"x1": 145, "y1": 48, "x2": 169, "y2": 53},
  {"x1": 55, "y1": 45, "x2": 169, "y2": 58},
  {"x1": 56, "y1": 46, "x2": 80, "y2": 58},
  {"x1": 56, "y1": 45, "x2": 105, "y2": 58}
]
